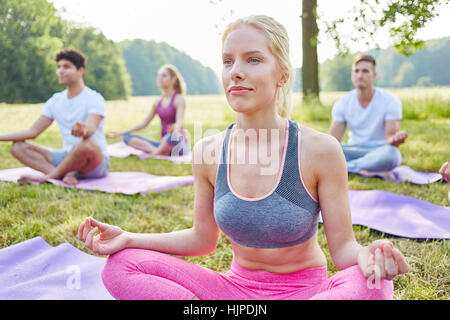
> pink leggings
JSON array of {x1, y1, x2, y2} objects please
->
[{"x1": 101, "y1": 248, "x2": 393, "y2": 300}]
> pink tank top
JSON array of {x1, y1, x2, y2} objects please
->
[{"x1": 156, "y1": 93, "x2": 177, "y2": 138}]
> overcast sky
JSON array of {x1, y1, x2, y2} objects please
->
[{"x1": 49, "y1": 0, "x2": 450, "y2": 74}]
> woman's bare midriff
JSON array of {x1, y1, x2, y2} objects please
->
[{"x1": 231, "y1": 233, "x2": 327, "y2": 274}]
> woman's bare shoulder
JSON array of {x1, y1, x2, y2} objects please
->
[
  {"x1": 298, "y1": 124, "x2": 345, "y2": 182},
  {"x1": 174, "y1": 94, "x2": 185, "y2": 105},
  {"x1": 192, "y1": 130, "x2": 228, "y2": 183},
  {"x1": 299, "y1": 125, "x2": 342, "y2": 157}
]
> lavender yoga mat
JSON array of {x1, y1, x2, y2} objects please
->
[
  {"x1": 0, "y1": 237, "x2": 112, "y2": 300},
  {"x1": 357, "y1": 165, "x2": 443, "y2": 184},
  {"x1": 0, "y1": 167, "x2": 194, "y2": 195},
  {"x1": 318, "y1": 190, "x2": 450, "y2": 239},
  {"x1": 107, "y1": 142, "x2": 192, "y2": 163}
]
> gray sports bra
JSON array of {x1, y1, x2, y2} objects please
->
[{"x1": 213, "y1": 120, "x2": 320, "y2": 248}]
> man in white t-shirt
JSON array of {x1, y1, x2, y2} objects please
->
[
  {"x1": 328, "y1": 54, "x2": 408, "y2": 181},
  {"x1": 0, "y1": 49, "x2": 109, "y2": 185}
]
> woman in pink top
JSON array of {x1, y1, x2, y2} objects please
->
[{"x1": 108, "y1": 64, "x2": 190, "y2": 156}]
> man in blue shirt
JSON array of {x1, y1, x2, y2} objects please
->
[
  {"x1": 328, "y1": 54, "x2": 408, "y2": 181},
  {"x1": 0, "y1": 49, "x2": 109, "y2": 185}
]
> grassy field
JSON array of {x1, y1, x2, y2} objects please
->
[{"x1": 0, "y1": 88, "x2": 449, "y2": 300}]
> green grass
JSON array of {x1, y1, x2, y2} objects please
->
[{"x1": 0, "y1": 89, "x2": 449, "y2": 300}]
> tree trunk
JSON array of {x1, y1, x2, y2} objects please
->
[{"x1": 301, "y1": 0, "x2": 319, "y2": 100}]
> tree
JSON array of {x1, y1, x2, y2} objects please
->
[
  {"x1": 416, "y1": 76, "x2": 433, "y2": 87},
  {"x1": 392, "y1": 62, "x2": 415, "y2": 87},
  {"x1": 302, "y1": 0, "x2": 447, "y2": 100},
  {"x1": 301, "y1": 0, "x2": 319, "y2": 100},
  {"x1": 121, "y1": 39, "x2": 221, "y2": 96},
  {"x1": 0, "y1": 0, "x2": 65, "y2": 103},
  {"x1": 64, "y1": 26, "x2": 132, "y2": 100},
  {"x1": 0, "y1": 0, "x2": 132, "y2": 103},
  {"x1": 315, "y1": 36, "x2": 450, "y2": 89},
  {"x1": 319, "y1": 54, "x2": 355, "y2": 91}
]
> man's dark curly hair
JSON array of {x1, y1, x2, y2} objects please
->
[{"x1": 55, "y1": 49, "x2": 87, "y2": 69}]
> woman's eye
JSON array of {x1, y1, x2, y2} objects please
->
[
  {"x1": 248, "y1": 57, "x2": 260, "y2": 63},
  {"x1": 223, "y1": 59, "x2": 233, "y2": 66}
]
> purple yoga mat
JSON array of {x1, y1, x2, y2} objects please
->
[
  {"x1": 0, "y1": 167, "x2": 194, "y2": 195},
  {"x1": 319, "y1": 190, "x2": 450, "y2": 239},
  {"x1": 107, "y1": 142, "x2": 192, "y2": 163},
  {"x1": 0, "y1": 237, "x2": 112, "y2": 300},
  {"x1": 358, "y1": 165, "x2": 443, "y2": 184}
]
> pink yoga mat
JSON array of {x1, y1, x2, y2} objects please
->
[
  {"x1": 107, "y1": 142, "x2": 192, "y2": 163},
  {"x1": 0, "y1": 167, "x2": 194, "y2": 195}
]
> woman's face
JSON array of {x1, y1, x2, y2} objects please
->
[
  {"x1": 157, "y1": 69, "x2": 175, "y2": 90},
  {"x1": 222, "y1": 25, "x2": 282, "y2": 115}
]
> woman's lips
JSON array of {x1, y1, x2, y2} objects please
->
[{"x1": 228, "y1": 86, "x2": 253, "y2": 95}]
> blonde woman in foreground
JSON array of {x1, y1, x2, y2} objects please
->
[{"x1": 78, "y1": 15, "x2": 408, "y2": 300}]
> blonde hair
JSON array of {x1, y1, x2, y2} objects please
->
[
  {"x1": 222, "y1": 15, "x2": 294, "y2": 118},
  {"x1": 159, "y1": 64, "x2": 187, "y2": 95}
]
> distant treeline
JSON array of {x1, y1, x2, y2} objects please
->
[
  {"x1": 1, "y1": 0, "x2": 449, "y2": 104},
  {"x1": 121, "y1": 39, "x2": 221, "y2": 96},
  {"x1": 0, "y1": 0, "x2": 220, "y2": 104},
  {"x1": 294, "y1": 37, "x2": 450, "y2": 92},
  {"x1": 0, "y1": 0, "x2": 131, "y2": 103}
]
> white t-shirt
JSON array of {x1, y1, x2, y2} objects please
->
[
  {"x1": 332, "y1": 88, "x2": 402, "y2": 145},
  {"x1": 42, "y1": 87, "x2": 109, "y2": 158}
]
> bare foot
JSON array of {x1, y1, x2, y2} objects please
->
[
  {"x1": 62, "y1": 171, "x2": 79, "y2": 185},
  {"x1": 17, "y1": 173, "x2": 47, "y2": 185},
  {"x1": 359, "y1": 169, "x2": 397, "y2": 182}
]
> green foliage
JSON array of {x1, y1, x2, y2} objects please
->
[
  {"x1": 292, "y1": 92, "x2": 332, "y2": 122},
  {"x1": 371, "y1": 37, "x2": 450, "y2": 88},
  {"x1": 392, "y1": 62, "x2": 415, "y2": 87},
  {"x1": 416, "y1": 76, "x2": 433, "y2": 87},
  {"x1": 309, "y1": 0, "x2": 446, "y2": 101},
  {"x1": 0, "y1": 0, "x2": 65, "y2": 103},
  {"x1": 323, "y1": 0, "x2": 448, "y2": 57},
  {"x1": 294, "y1": 89, "x2": 449, "y2": 121},
  {"x1": 121, "y1": 39, "x2": 221, "y2": 96},
  {"x1": 0, "y1": 0, "x2": 132, "y2": 103},
  {"x1": 402, "y1": 97, "x2": 450, "y2": 119},
  {"x1": 377, "y1": 0, "x2": 445, "y2": 56},
  {"x1": 313, "y1": 37, "x2": 450, "y2": 91},
  {"x1": 121, "y1": 40, "x2": 165, "y2": 96},
  {"x1": 64, "y1": 27, "x2": 132, "y2": 100},
  {"x1": 319, "y1": 54, "x2": 354, "y2": 91}
]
